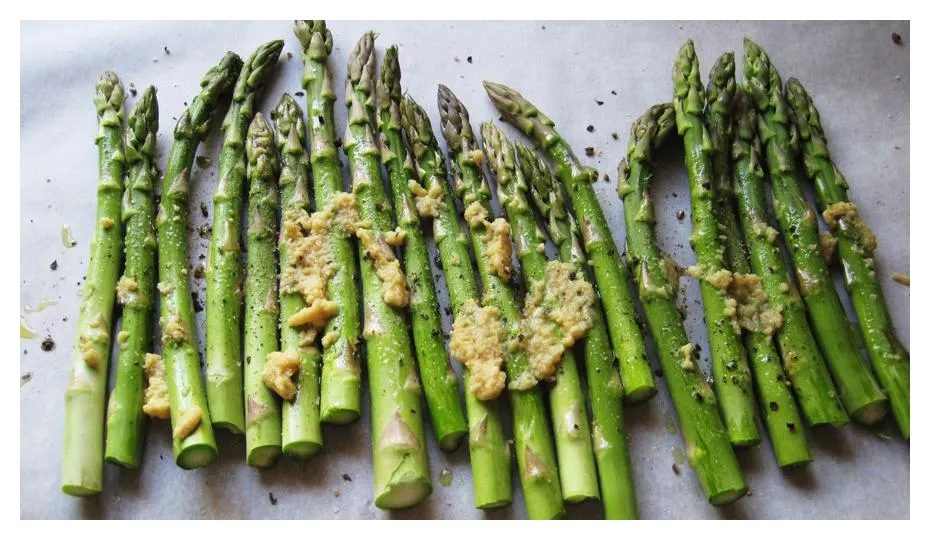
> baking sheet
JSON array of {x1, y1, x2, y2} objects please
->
[{"x1": 19, "y1": 20, "x2": 910, "y2": 519}]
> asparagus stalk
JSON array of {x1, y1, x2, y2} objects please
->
[
  {"x1": 706, "y1": 54, "x2": 811, "y2": 467},
  {"x1": 294, "y1": 20, "x2": 362, "y2": 424},
  {"x1": 673, "y1": 41, "x2": 760, "y2": 446},
  {"x1": 346, "y1": 33, "x2": 431, "y2": 509},
  {"x1": 242, "y1": 113, "x2": 282, "y2": 467},
  {"x1": 743, "y1": 39, "x2": 887, "y2": 425},
  {"x1": 439, "y1": 85, "x2": 563, "y2": 520},
  {"x1": 205, "y1": 40, "x2": 283, "y2": 434},
  {"x1": 61, "y1": 72, "x2": 126, "y2": 495},
  {"x1": 400, "y1": 96, "x2": 512, "y2": 510},
  {"x1": 482, "y1": 121, "x2": 599, "y2": 504},
  {"x1": 273, "y1": 94, "x2": 324, "y2": 458},
  {"x1": 157, "y1": 52, "x2": 242, "y2": 469},
  {"x1": 519, "y1": 142, "x2": 638, "y2": 518},
  {"x1": 618, "y1": 103, "x2": 747, "y2": 506},
  {"x1": 104, "y1": 85, "x2": 159, "y2": 469},
  {"x1": 377, "y1": 46, "x2": 468, "y2": 451},
  {"x1": 483, "y1": 81, "x2": 656, "y2": 403},
  {"x1": 785, "y1": 77, "x2": 910, "y2": 438},
  {"x1": 730, "y1": 88, "x2": 848, "y2": 427}
]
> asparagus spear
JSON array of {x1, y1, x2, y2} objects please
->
[
  {"x1": 706, "y1": 54, "x2": 812, "y2": 467},
  {"x1": 242, "y1": 113, "x2": 282, "y2": 467},
  {"x1": 519, "y1": 142, "x2": 638, "y2": 518},
  {"x1": 104, "y1": 85, "x2": 159, "y2": 469},
  {"x1": 346, "y1": 33, "x2": 431, "y2": 509},
  {"x1": 743, "y1": 39, "x2": 887, "y2": 425},
  {"x1": 730, "y1": 88, "x2": 847, "y2": 427},
  {"x1": 273, "y1": 94, "x2": 323, "y2": 458},
  {"x1": 61, "y1": 72, "x2": 126, "y2": 495},
  {"x1": 439, "y1": 85, "x2": 563, "y2": 520},
  {"x1": 673, "y1": 41, "x2": 759, "y2": 446},
  {"x1": 377, "y1": 45, "x2": 468, "y2": 451},
  {"x1": 482, "y1": 121, "x2": 599, "y2": 504},
  {"x1": 157, "y1": 52, "x2": 242, "y2": 469},
  {"x1": 400, "y1": 96, "x2": 513, "y2": 510},
  {"x1": 294, "y1": 20, "x2": 362, "y2": 424},
  {"x1": 205, "y1": 40, "x2": 283, "y2": 434},
  {"x1": 785, "y1": 77, "x2": 910, "y2": 438},
  {"x1": 483, "y1": 81, "x2": 656, "y2": 403},
  {"x1": 618, "y1": 103, "x2": 747, "y2": 506}
]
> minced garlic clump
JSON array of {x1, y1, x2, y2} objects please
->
[
  {"x1": 679, "y1": 343, "x2": 695, "y2": 370},
  {"x1": 142, "y1": 353, "x2": 170, "y2": 419},
  {"x1": 450, "y1": 299, "x2": 507, "y2": 400},
  {"x1": 408, "y1": 180, "x2": 445, "y2": 218},
  {"x1": 262, "y1": 350, "x2": 301, "y2": 401},
  {"x1": 357, "y1": 228, "x2": 410, "y2": 308},
  {"x1": 173, "y1": 406, "x2": 203, "y2": 441},
  {"x1": 687, "y1": 265, "x2": 733, "y2": 290},
  {"x1": 464, "y1": 201, "x2": 488, "y2": 227},
  {"x1": 822, "y1": 202, "x2": 877, "y2": 255},
  {"x1": 280, "y1": 193, "x2": 359, "y2": 343},
  {"x1": 79, "y1": 313, "x2": 110, "y2": 368},
  {"x1": 116, "y1": 276, "x2": 140, "y2": 306},
  {"x1": 520, "y1": 261, "x2": 596, "y2": 383},
  {"x1": 728, "y1": 273, "x2": 783, "y2": 336},
  {"x1": 484, "y1": 219, "x2": 513, "y2": 281},
  {"x1": 161, "y1": 312, "x2": 187, "y2": 345},
  {"x1": 819, "y1": 231, "x2": 837, "y2": 263}
]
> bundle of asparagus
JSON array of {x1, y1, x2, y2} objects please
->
[{"x1": 56, "y1": 22, "x2": 908, "y2": 520}]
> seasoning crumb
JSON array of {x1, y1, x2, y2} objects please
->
[
  {"x1": 672, "y1": 463, "x2": 680, "y2": 475},
  {"x1": 541, "y1": 25, "x2": 546, "y2": 30},
  {"x1": 286, "y1": 52, "x2": 293, "y2": 60},
  {"x1": 595, "y1": 99, "x2": 604, "y2": 106},
  {"x1": 611, "y1": 132, "x2": 619, "y2": 140},
  {"x1": 769, "y1": 401, "x2": 779, "y2": 411},
  {"x1": 454, "y1": 56, "x2": 460, "y2": 62},
  {"x1": 195, "y1": 156, "x2": 212, "y2": 169},
  {"x1": 50, "y1": 260, "x2": 58, "y2": 271},
  {"x1": 295, "y1": 91, "x2": 305, "y2": 97},
  {"x1": 200, "y1": 201, "x2": 209, "y2": 218},
  {"x1": 586, "y1": 125, "x2": 595, "y2": 133},
  {"x1": 747, "y1": 489, "x2": 753, "y2": 497},
  {"x1": 129, "y1": 83, "x2": 137, "y2": 96},
  {"x1": 192, "y1": 291, "x2": 203, "y2": 313},
  {"x1": 611, "y1": 90, "x2": 617, "y2": 96},
  {"x1": 198, "y1": 224, "x2": 212, "y2": 239},
  {"x1": 268, "y1": 492, "x2": 278, "y2": 506},
  {"x1": 602, "y1": 174, "x2": 610, "y2": 183},
  {"x1": 584, "y1": 146, "x2": 595, "y2": 157},
  {"x1": 892, "y1": 32, "x2": 903, "y2": 45},
  {"x1": 895, "y1": 75, "x2": 902, "y2": 82},
  {"x1": 333, "y1": 489, "x2": 341, "y2": 498},
  {"x1": 654, "y1": 367, "x2": 664, "y2": 378},
  {"x1": 21, "y1": 372, "x2": 33, "y2": 387},
  {"x1": 194, "y1": 263, "x2": 205, "y2": 280},
  {"x1": 892, "y1": 272, "x2": 909, "y2": 286},
  {"x1": 342, "y1": 473, "x2": 352, "y2": 482},
  {"x1": 786, "y1": 422, "x2": 796, "y2": 431},
  {"x1": 466, "y1": 56, "x2": 473, "y2": 64},
  {"x1": 41, "y1": 336, "x2": 56, "y2": 352},
  {"x1": 894, "y1": 145, "x2": 900, "y2": 150},
  {"x1": 163, "y1": 45, "x2": 170, "y2": 55},
  {"x1": 676, "y1": 210, "x2": 686, "y2": 220}
]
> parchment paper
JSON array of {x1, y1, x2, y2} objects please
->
[{"x1": 19, "y1": 20, "x2": 910, "y2": 519}]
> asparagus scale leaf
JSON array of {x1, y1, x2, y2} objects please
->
[{"x1": 62, "y1": 72, "x2": 127, "y2": 495}]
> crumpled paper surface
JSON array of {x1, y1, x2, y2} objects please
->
[{"x1": 20, "y1": 20, "x2": 909, "y2": 519}]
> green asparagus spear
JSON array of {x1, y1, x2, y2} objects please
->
[
  {"x1": 673, "y1": 41, "x2": 759, "y2": 446},
  {"x1": 482, "y1": 121, "x2": 599, "y2": 504},
  {"x1": 483, "y1": 81, "x2": 656, "y2": 403},
  {"x1": 104, "y1": 85, "x2": 159, "y2": 469},
  {"x1": 730, "y1": 87, "x2": 847, "y2": 427},
  {"x1": 62, "y1": 72, "x2": 126, "y2": 495},
  {"x1": 273, "y1": 94, "x2": 324, "y2": 459},
  {"x1": 785, "y1": 77, "x2": 910, "y2": 438},
  {"x1": 242, "y1": 113, "x2": 282, "y2": 467},
  {"x1": 439, "y1": 85, "x2": 563, "y2": 520},
  {"x1": 706, "y1": 54, "x2": 811, "y2": 467},
  {"x1": 400, "y1": 96, "x2": 513, "y2": 510},
  {"x1": 618, "y1": 103, "x2": 747, "y2": 506},
  {"x1": 205, "y1": 40, "x2": 283, "y2": 434},
  {"x1": 347, "y1": 32, "x2": 431, "y2": 509},
  {"x1": 377, "y1": 45, "x2": 468, "y2": 451},
  {"x1": 743, "y1": 39, "x2": 887, "y2": 425},
  {"x1": 157, "y1": 52, "x2": 242, "y2": 469},
  {"x1": 520, "y1": 142, "x2": 638, "y2": 518},
  {"x1": 294, "y1": 20, "x2": 362, "y2": 424}
]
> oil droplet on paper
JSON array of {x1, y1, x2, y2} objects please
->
[
  {"x1": 439, "y1": 467, "x2": 453, "y2": 487},
  {"x1": 62, "y1": 225, "x2": 77, "y2": 248},
  {"x1": 25, "y1": 299, "x2": 58, "y2": 313},
  {"x1": 672, "y1": 447, "x2": 685, "y2": 466},
  {"x1": 21, "y1": 319, "x2": 37, "y2": 339}
]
